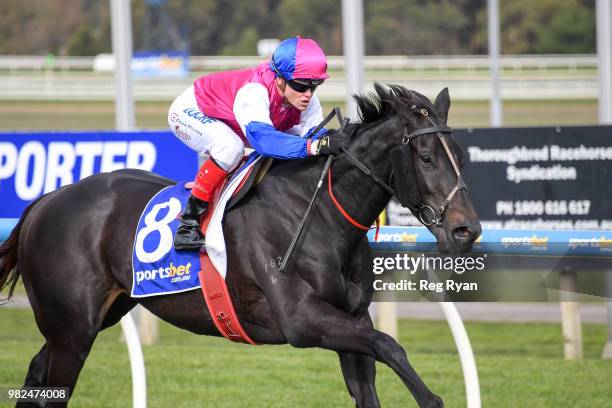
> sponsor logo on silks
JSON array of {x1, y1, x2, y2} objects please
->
[
  {"x1": 501, "y1": 235, "x2": 549, "y2": 249},
  {"x1": 135, "y1": 261, "x2": 193, "y2": 285},
  {"x1": 170, "y1": 113, "x2": 193, "y2": 130},
  {"x1": 568, "y1": 236, "x2": 612, "y2": 251},
  {"x1": 183, "y1": 108, "x2": 217, "y2": 125},
  {"x1": 174, "y1": 125, "x2": 191, "y2": 141}
]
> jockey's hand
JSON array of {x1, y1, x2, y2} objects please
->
[{"x1": 310, "y1": 130, "x2": 347, "y2": 156}]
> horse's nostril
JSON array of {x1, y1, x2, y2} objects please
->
[{"x1": 452, "y1": 226, "x2": 475, "y2": 242}]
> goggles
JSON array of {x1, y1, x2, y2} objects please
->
[{"x1": 286, "y1": 79, "x2": 324, "y2": 93}]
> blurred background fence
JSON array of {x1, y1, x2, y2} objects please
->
[
  {"x1": 0, "y1": 54, "x2": 598, "y2": 72},
  {"x1": 0, "y1": 54, "x2": 599, "y2": 101}
]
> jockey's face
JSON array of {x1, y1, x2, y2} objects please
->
[{"x1": 275, "y1": 77, "x2": 314, "y2": 111}]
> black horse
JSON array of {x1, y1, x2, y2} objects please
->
[{"x1": 0, "y1": 84, "x2": 480, "y2": 408}]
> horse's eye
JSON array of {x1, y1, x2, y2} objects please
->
[{"x1": 420, "y1": 154, "x2": 432, "y2": 164}]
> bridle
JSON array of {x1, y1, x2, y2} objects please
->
[
  {"x1": 399, "y1": 106, "x2": 467, "y2": 226},
  {"x1": 279, "y1": 106, "x2": 467, "y2": 273},
  {"x1": 337, "y1": 106, "x2": 467, "y2": 228}
]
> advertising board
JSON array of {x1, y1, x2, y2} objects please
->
[
  {"x1": 0, "y1": 131, "x2": 197, "y2": 219},
  {"x1": 386, "y1": 126, "x2": 612, "y2": 230}
]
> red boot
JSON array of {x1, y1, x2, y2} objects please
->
[{"x1": 174, "y1": 159, "x2": 227, "y2": 251}]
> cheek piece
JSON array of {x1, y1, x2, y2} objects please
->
[{"x1": 389, "y1": 143, "x2": 422, "y2": 209}]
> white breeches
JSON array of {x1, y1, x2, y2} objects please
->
[{"x1": 168, "y1": 86, "x2": 244, "y2": 171}]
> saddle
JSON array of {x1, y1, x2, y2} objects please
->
[
  {"x1": 196, "y1": 154, "x2": 273, "y2": 345},
  {"x1": 226, "y1": 156, "x2": 273, "y2": 212}
]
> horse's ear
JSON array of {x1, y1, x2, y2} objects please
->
[{"x1": 434, "y1": 87, "x2": 450, "y2": 124}]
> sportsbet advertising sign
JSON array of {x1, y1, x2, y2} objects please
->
[
  {"x1": 0, "y1": 130, "x2": 198, "y2": 218},
  {"x1": 387, "y1": 125, "x2": 612, "y2": 230}
]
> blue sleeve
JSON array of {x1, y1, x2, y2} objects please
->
[
  {"x1": 245, "y1": 121, "x2": 309, "y2": 159},
  {"x1": 305, "y1": 126, "x2": 328, "y2": 139}
]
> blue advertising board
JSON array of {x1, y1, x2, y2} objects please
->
[
  {"x1": 368, "y1": 226, "x2": 612, "y2": 258},
  {"x1": 0, "y1": 130, "x2": 198, "y2": 219},
  {"x1": 132, "y1": 51, "x2": 189, "y2": 77}
]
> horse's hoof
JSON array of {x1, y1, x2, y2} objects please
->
[{"x1": 426, "y1": 395, "x2": 444, "y2": 408}]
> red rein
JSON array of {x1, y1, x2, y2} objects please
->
[{"x1": 327, "y1": 168, "x2": 380, "y2": 242}]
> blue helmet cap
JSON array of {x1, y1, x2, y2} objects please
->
[{"x1": 270, "y1": 37, "x2": 329, "y2": 80}]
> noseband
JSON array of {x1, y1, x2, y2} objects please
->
[{"x1": 339, "y1": 106, "x2": 467, "y2": 228}]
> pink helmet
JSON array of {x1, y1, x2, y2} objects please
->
[{"x1": 269, "y1": 37, "x2": 329, "y2": 80}]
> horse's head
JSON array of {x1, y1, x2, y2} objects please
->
[{"x1": 355, "y1": 84, "x2": 481, "y2": 254}]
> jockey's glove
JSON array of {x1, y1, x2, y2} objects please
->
[{"x1": 309, "y1": 130, "x2": 347, "y2": 156}]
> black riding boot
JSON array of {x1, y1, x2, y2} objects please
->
[{"x1": 174, "y1": 195, "x2": 209, "y2": 251}]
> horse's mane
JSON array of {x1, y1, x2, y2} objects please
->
[{"x1": 354, "y1": 83, "x2": 431, "y2": 125}]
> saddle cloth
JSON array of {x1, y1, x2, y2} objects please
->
[
  {"x1": 131, "y1": 183, "x2": 202, "y2": 297},
  {"x1": 206, "y1": 152, "x2": 262, "y2": 279},
  {"x1": 130, "y1": 152, "x2": 262, "y2": 298}
]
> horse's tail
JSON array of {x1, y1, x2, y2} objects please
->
[{"x1": 0, "y1": 197, "x2": 43, "y2": 300}]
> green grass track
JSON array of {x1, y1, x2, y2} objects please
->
[{"x1": 0, "y1": 308, "x2": 609, "y2": 407}]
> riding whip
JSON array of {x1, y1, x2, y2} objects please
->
[{"x1": 279, "y1": 108, "x2": 345, "y2": 274}]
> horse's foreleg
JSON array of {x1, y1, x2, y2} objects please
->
[
  {"x1": 284, "y1": 298, "x2": 443, "y2": 408},
  {"x1": 338, "y1": 352, "x2": 380, "y2": 408},
  {"x1": 336, "y1": 311, "x2": 380, "y2": 408}
]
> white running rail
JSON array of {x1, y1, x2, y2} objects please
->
[{"x1": 119, "y1": 312, "x2": 147, "y2": 408}]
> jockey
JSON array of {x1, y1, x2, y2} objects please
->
[{"x1": 168, "y1": 36, "x2": 347, "y2": 251}]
